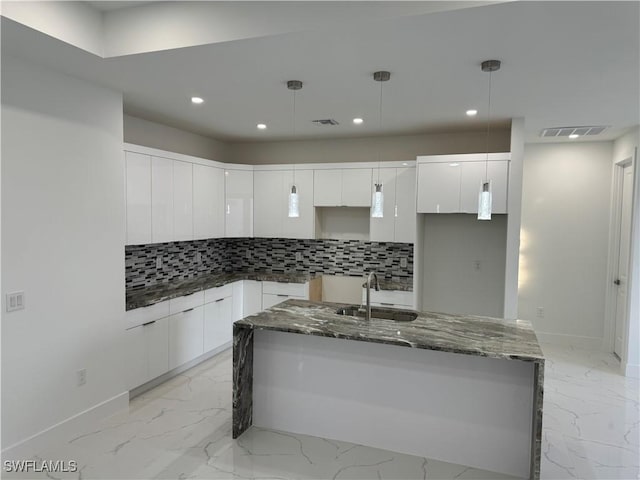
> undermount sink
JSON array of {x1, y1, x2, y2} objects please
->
[{"x1": 335, "y1": 306, "x2": 418, "y2": 322}]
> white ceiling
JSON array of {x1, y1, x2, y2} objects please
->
[
  {"x1": 86, "y1": 1, "x2": 152, "y2": 11},
  {"x1": 2, "y1": 1, "x2": 638, "y2": 143}
]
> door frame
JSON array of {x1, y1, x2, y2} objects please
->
[{"x1": 604, "y1": 154, "x2": 635, "y2": 364}]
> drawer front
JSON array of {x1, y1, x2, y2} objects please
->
[
  {"x1": 126, "y1": 300, "x2": 170, "y2": 329},
  {"x1": 204, "y1": 284, "x2": 233, "y2": 304},
  {"x1": 169, "y1": 291, "x2": 204, "y2": 314},
  {"x1": 371, "y1": 302, "x2": 414, "y2": 311},
  {"x1": 262, "y1": 293, "x2": 304, "y2": 310},
  {"x1": 363, "y1": 289, "x2": 413, "y2": 307},
  {"x1": 262, "y1": 281, "x2": 308, "y2": 297}
]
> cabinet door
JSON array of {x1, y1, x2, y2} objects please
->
[
  {"x1": 254, "y1": 170, "x2": 284, "y2": 238},
  {"x1": 124, "y1": 325, "x2": 147, "y2": 390},
  {"x1": 262, "y1": 293, "x2": 294, "y2": 309},
  {"x1": 225, "y1": 169, "x2": 254, "y2": 237},
  {"x1": 173, "y1": 161, "x2": 193, "y2": 241},
  {"x1": 460, "y1": 161, "x2": 509, "y2": 214},
  {"x1": 242, "y1": 280, "x2": 263, "y2": 316},
  {"x1": 342, "y1": 168, "x2": 372, "y2": 207},
  {"x1": 151, "y1": 156, "x2": 174, "y2": 243},
  {"x1": 394, "y1": 167, "x2": 416, "y2": 243},
  {"x1": 204, "y1": 297, "x2": 233, "y2": 352},
  {"x1": 193, "y1": 164, "x2": 225, "y2": 240},
  {"x1": 231, "y1": 281, "x2": 244, "y2": 321},
  {"x1": 168, "y1": 306, "x2": 204, "y2": 369},
  {"x1": 144, "y1": 317, "x2": 169, "y2": 382},
  {"x1": 313, "y1": 169, "x2": 342, "y2": 206},
  {"x1": 369, "y1": 168, "x2": 397, "y2": 242},
  {"x1": 125, "y1": 152, "x2": 152, "y2": 245},
  {"x1": 416, "y1": 162, "x2": 461, "y2": 213},
  {"x1": 283, "y1": 169, "x2": 315, "y2": 239}
]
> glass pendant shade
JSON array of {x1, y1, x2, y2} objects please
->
[
  {"x1": 371, "y1": 183, "x2": 384, "y2": 218},
  {"x1": 288, "y1": 185, "x2": 300, "y2": 218},
  {"x1": 478, "y1": 181, "x2": 492, "y2": 220}
]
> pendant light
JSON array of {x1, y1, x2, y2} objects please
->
[
  {"x1": 478, "y1": 59, "x2": 500, "y2": 221},
  {"x1": 372, "y1": 70, "x2": 390, "y2": 218},
  {"x1": 287, "y1": 80, "x2": 302, "y2": 218}
]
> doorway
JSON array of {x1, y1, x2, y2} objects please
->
[{"x1": 613, "y1": 161, "x2": 634, "y2": 359}]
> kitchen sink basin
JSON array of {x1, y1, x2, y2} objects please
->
[{"x1": 335, "y1": 306, "x2": 418, "y2": 322}]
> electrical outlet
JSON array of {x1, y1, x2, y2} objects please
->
[
  {"x1": 474, "y1": 261, "x2": 481, "y2": 271},
  {"x1": 400, "y1": 258, "x2": 407, "y2": 268},
  {"x1": 536, "y1": 307, "x2": 544, "y2": 318},
  {"x1": 195, "y1": 252, "x2": 202, "y2": 263},
  {"x1": 295, "y1": 252, "x2": 302, "y2": 262},
  {"x1": 77, "y1": 369, "x2": 87, "y2": 387},
  {"x1": 6, "y1": 291, "x2": 25, "y2": 312},
  {"x1": 246, "y1": 250, "x2": 252, "y2": 260},
  {"x1": 156, "y1": 256, "x2": 162, "y2": 269}
]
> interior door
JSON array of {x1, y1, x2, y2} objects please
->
[{"x1": 614, "y1": 164, "x2": 633, "y2": 358}]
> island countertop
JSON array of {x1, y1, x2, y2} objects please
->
[{"x1": 234, "y1": 299, "x2": 544, "y2": 364}]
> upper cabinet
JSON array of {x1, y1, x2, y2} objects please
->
[
  {"x1": 151, "y1": 156, "x2": 174, "y2": 243},
  {"x1": 416, "y1": 154, "x2": 509, "y2": 215},
  {"x1": 193, "y1": 164, "x2": 225, "y2": 240},
  {"x1": 370, "y1": 167, "x2": 416, "y2": 243},
  {"x1": 314, "y1": 168, "x2": 372, "y2": 207},
  {"x1": 173, "y1": 161, "x2": 193, "y2": 242},
  {"x1": 125, "y1": 151, "x2": 152, "y2": 245},
  {"x1": 254, "y1": 169, "x2": 314, "y2": 239},
  {"x1": 225, "y1": 169, "x2": 253, "y2": 238}
]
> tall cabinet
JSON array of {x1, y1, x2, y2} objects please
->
[
  {"x1": 225, "y1": 169, "x2": 254, "y2": 237},
  {"x1": 369, "y1": 167, "x2": 416, "y2": 243}
]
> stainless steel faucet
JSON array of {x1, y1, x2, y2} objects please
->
[{"x1": 362, "y1": 272, "x2": 380, "y2": 321}]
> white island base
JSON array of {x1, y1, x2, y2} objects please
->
[{"x1": 252, "y1": 330, "x2": 534, "y2": 479}]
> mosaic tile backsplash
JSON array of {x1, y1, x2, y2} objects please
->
[{"x1": 125, "y1": 238, "x2": 413, "y2": 290}]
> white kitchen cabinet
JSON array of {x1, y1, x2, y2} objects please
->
[
  {"x1": 204, "y1": 294, "x2": 233, "y2": 352},
  {"x1": 124, "y1": 316, "x2": 169, "y2": 390},
  {"x1": 342, "y1": 168, "x2": 372, "y2": 206},
  {"x1": 125, "y1": 151, "x2": 152, "y2": 245},
  {"x1": 242, "y1": 280, "x2": 263, "y2": 316},
  {"x1": 254, "y1": 169, "x2": 315, "y2": 239},
  {"x1": 173, "y1": 161, "x2": 193, "y2": 241},
  {"x1": 313, "y1": 169, "x2": 342, "y2": 206},
  {"x1": 361, "y1": 289, "x2": 414, "y2": 310},
  {"x1": 283, "y1": 170, "x2": 315, "y2": 239},
  {"x1": 232, "y1": 281, "x2": 244, "y2": 321},
  {"x1": 262, "y1": 281, "x2": 309, "y2": 309},
  {"x1": 168, "y1": 306, "x2": 204, "y2": 369},
  {"x1": 370, "y1": 167, "x2": 416, "y2": 243},
  {"x1": 394, "y1": 167, "x2": 417, "y2": 242},
  {"x1": 254, "y1": 170, "x2": 284, "y2": 238},
  {"x1": 225, "y1": 169, "x2": 253, "y2": 237},
  {"x1": 416, "y1": 162, "x2": 461, "y2": 213},
  {"x1": 262, "y1": 293, "x2": 295, "y2": 309},
  {"x1": 459, "y1": 161, "x2": 508, "y2": 214},
  {"x1": 151, "y1": 156, "x2": 174, "y2": 243},
  {"x1": 193, "y1": 164, "x2": 225, "y2": 239},
  {"x1": 313, "y1": 168, "x2": 372, "y2": 207}
]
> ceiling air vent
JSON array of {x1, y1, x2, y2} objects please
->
[
  {"x1": 312, "y1": 119, "x2": 339, "y2": 126},
  {"x1": 540, "y1": 126, "x2": 608, "y2": 138}
]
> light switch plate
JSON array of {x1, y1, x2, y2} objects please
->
[
  {"x1": 6, "y1": 292, "x2": 25, "y2": 312},
  {"x1": 400, "y1": 258, "x2": 407, "y2": 268}
]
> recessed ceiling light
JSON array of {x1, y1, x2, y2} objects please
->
[
  {"x1": 353, "y1": 118, "x2": 364, "y2": 125},
  {"x1": 449, "y1": 163, "x2": 460, "y2": 167},
  {"x1": 466, "y1": 109, "x2": 478, "y2": 116},
  {"x1": 568, "y1": 134, "x2": 579, "y2": 139},
  {"x1": 191, "y1": 97, "x2": 204, "y2": 104},
  {"x1": 257, "y1": 123, "x2": 267, "y2": 130},
  {"x1": 402, "y1": 162, "x2": 409, "y2": 166}
]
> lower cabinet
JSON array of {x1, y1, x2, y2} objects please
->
[
  {"x1": 361, "y1": 289, "x2": 414, "y2": 310},
  {"x1": 242, "y1": 280, "x2": 263, "y2": 317},
  {"x1": 262, "y1": 293, "x2": 298, "y2": 309},
  {"x1": 169, "y1": 306, "x2": 204, "y2": 370},
  {"x1": 124, "y1": 317, "x2": 169, "y2": 390},
  {"x1": 204, "y1": 295, "x2": 233, "y2": 352}
]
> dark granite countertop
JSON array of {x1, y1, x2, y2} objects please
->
[
  {"x1": 127, "y1": 272, "x2": 413, "y2": 311},
  {"x1": 234, "y1": 299, "x2": 545, "y2": 364},
  {"x1": 126, "y1": 272, "x2": 319, "y2": 310}
]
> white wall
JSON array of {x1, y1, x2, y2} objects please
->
[
  {"x1": 421, "y1": 214, "x2": 507, "y2": 318},
  {"x1": 612, "y1": 127, "x2": 640, "y2": 376},
  {"x1": 123, "y1": 114, "x2": 230, "y2": 162},
  {"x1": 228, "y1": 129, "x2": 511, "y2": 165},
  {"x1": 519, "y1": 142, "x2": 613, "y2": 348},
  {"x1": 1, "y1": 56, "x2": 126, "y2": 450}
]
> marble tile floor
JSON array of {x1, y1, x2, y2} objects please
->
[{"x1": 5, "y1": 344, "x2": 638, "y2": 480}]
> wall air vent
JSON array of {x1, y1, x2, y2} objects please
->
[
  {"x1": 312, "y1": 119, "x2": 339, "y2": 126},
  {"x1": 540, "y1": 126, "x2": 608, "y2": 138}
]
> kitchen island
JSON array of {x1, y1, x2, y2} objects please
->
[{"x1": 233, "y1": 300, "x2": 544, "y2": 479}]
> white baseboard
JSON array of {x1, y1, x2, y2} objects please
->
[
  {"x1": 535, "y1": 331, "x2": 604, "y2": 350},
  {"x1": 1, "y1": 392, "x2": 129, "y2": 461},
  {"x1": 624, "y1": 363, "x2": 640, "y2": 378}
]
